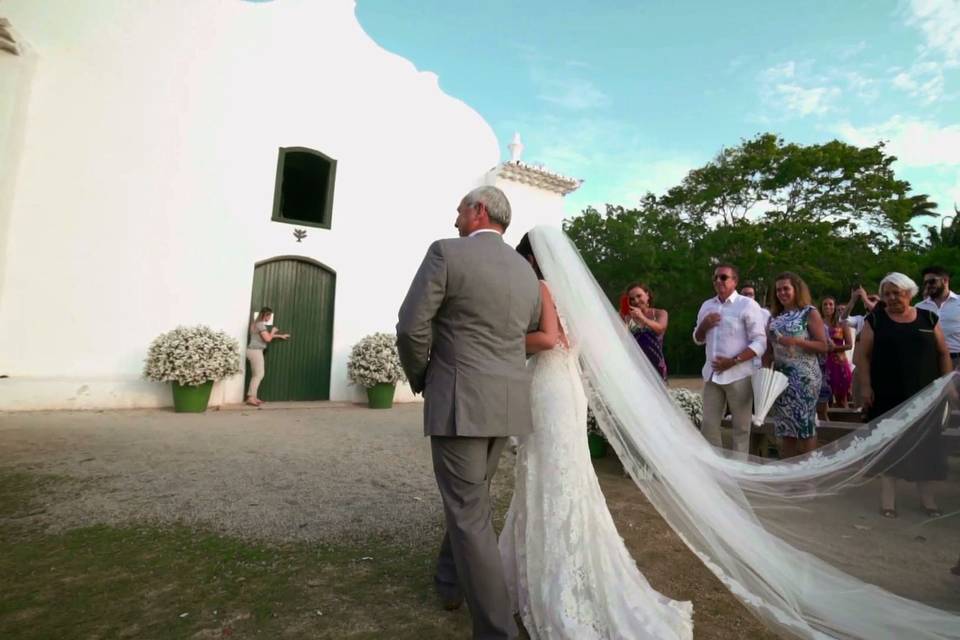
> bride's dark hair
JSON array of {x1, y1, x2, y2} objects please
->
[{"x1": 515, "y1": 233, "x2": 544, "y2": 279}]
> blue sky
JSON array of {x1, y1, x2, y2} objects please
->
[{"x1": 356, "y1": 0, "x2": 960, "y2": 224}]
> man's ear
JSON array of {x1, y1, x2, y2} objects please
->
[{"x1": 477, "y1": 202, "x2": 490, "y2": 223}]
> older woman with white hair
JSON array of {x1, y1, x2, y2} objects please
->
[{"x1": 856, "y1": 272, "x2": 952, "y2": 518}]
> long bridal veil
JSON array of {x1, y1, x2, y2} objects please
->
[{"x1": 529, "y1": 226, "x2": 959, "y2": 639}]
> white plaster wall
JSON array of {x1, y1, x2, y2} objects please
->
[
  {"x1": 0, "y1": 0, "x2": 500, "y2": 409},
  {"x1": 490, "y1": 175, "x2": 571, "y2": 245},
  {"x1": 0, "y1": 38, "x2": 36, "y2": 308}
]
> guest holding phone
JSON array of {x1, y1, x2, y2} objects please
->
[
  {"x1": 620, "y1": 282, "x2": 669, "y2": 381},
  {"x1": 246, "y1": 307, "x2": 290, "y2": 407}
]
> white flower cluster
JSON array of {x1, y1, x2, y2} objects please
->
[
  {"x1": 586, "y1": 406, "x2": 605, "y2": 437},
  {"x1": 669, "y1": 388, "x2": 704, "y2": 428},
  {"x1": 143, "y1": 325, "x2": 242, "y2": 386},
  {"x1": 347, "y1": 332, "x2": 406, "y2": 388}
]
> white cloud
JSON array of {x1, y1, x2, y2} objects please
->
[
  {"x1": 761, "y1": 61, "x2": 797, "y2": 82},
  {"x1": 758, "y1": 60, "x2": 841, "y2": 118},
  {"x1": 890, "y1": 61, "x2": 945, "y2": 103},
  {"x1": 836, "y1": 116, "x2": 960, "y2": 166},
  {"x1": 836, "y1": 116, "x2": 960, "y2": 213},
  {"x1": 537, "y1": 77, "x2": 610, "y2": 110},
  {"x1": 523, "y1": 55, "x2": 611, "y2": 111},
  {"x1": 838, "y1": 41, "x2": 868, "y2": 60},
  {"x1": 775, "y1": 83, "x2": 840, "y2": 116},
  {"x1": 894, "y1": 1, "x2": 959, "y2": 104},
  {"x1": 892, "y1": 71, "x2": 915, "y2": 91},
  {"x1": 906, "y1": 0, "x2": 960, "y2": 65},
  {"x1": 844, "y1": 71, "x2": 879, "y2": 102}
]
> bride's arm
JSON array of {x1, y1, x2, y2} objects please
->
[{"x1": 526, "y1": 281, "x2": 562, "y2": 354}]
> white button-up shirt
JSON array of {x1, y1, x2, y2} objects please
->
[
  {"x1": 845, "y1": 314, "x2": 865, "y2": 336},
  {"x1": 693, "y1": 291, "x2": 767, "y2": 384},
  {"x1": 917, "y1": 291, "x2": 960, "y2": 353}
]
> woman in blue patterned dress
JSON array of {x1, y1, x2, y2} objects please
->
[{"x1": 762, "y1": 272, "x2": 829, "y2": 458}]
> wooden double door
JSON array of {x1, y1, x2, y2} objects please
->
[{"x1": 247, "y1": 256, "x2": 335, "y2": 401}]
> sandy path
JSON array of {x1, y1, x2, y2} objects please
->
[{"x1": 0, "y1": 405, "x2": 514, "y2": 545}]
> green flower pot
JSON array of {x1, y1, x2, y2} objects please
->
[
  {"x1": 366, "y1": 383, "x2": 396, "y2": 409},
  {"x1": 171, "y1": 381, "x2": 214, "y2": 413},
  {"x1": 587, "y1": 433, "x2": 607, "y2": 458}
]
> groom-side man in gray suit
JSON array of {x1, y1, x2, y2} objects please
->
[{"x1": 397, "y1": 185, "x2": 541, "y2": 639}]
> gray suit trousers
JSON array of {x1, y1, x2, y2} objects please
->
[{"x1": 431, "y1": 436, "x2": 516, "y2": 640}]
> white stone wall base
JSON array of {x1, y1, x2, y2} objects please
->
[{"x1": 0, "y1": 376, "x2": 423, "y2": 412}]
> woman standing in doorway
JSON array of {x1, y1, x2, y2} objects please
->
[{"x1": 246, "y1": 307, "x2": 290, "y2": 406}]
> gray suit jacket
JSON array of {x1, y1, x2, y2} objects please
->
[{"x1": 397, "y1": 232, "x2": 541, "y2": 437}]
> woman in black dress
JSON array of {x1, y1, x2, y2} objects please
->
[{"x1": 856, "y1": 272, "x2": 952, "y2": 518}]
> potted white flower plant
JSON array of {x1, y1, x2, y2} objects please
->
[
  {"x1": 347, "y1": 332, "x2": 406, "y2": 409},
  {"x1": 143, "y1": 325, "x2": 242, "y2": 413},
  {"x1": 668, "y1": 388, "x2": 704, "y2": 429},
  {"x1": 586, "y1": 406, "x2": 607, "y2": 458}
]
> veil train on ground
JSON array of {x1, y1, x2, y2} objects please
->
[{"x1": 529, "y1": 225, "x2": 960, "y2": 640}]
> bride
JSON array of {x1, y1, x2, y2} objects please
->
[{"x1": 498, "y1": 232, "x2": 693, "y2": 639}]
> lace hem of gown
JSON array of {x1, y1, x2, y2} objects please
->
[{"x1": 500, "y1": 344, "x2": 693, "y2": 639}]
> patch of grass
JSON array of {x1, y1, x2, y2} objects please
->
[
  {"x1": 0, "y1": 464, "x2": 774, "y2": 640},
  {"x1": 0, "y1": 470, "x2": 472, "y2": 639},
  {"x1": 0, "y1": 470, "x2": 67, "y2": 520}
]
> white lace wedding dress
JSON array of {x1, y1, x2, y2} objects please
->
[{"x1": 498, "y1": 340, "x2": 693, "y2": 639}]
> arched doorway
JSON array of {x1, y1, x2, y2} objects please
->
[{"x1": 247, "y1": 256, "x2": 335, "y2": 401}]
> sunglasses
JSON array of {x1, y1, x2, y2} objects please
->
[
  {"x1": 713, "y1": 274, "x2": 733, "y2": 282},
  {"x1": 923, "y1": 278, "x2": 941, "y2": 285}
]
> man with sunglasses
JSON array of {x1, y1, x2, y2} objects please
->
[
  {"x1": 693, "y1": 264, "x2": 767, "y2": 456},
  {"x1": 916, "y1": 266, "x2": 960, "y2": 369}
]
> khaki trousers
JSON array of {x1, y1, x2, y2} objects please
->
[
  {"x1": 246, "y1": 348, "x2": 265, "y2": 399},
  {"x1": 701, "y1": 376, "x2": 754, "y2": 458}
]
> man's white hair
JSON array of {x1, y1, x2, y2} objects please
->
[
  {"x1": 879, "y1": 272, "x2": 919, "y2": 298},
  {"x1": 463, "y1": 186, "x2": 511, "y2": 229}
]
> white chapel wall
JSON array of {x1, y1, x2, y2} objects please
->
[
  {"x1": 0, "y1": 0, "x2": 501, "y2": 409},
  {"x1": 491, "y1": 178, "x2": 570, "y2": 246},
  {"x1": 0, "y1": 28, "x2": 35, "y2": 309}
]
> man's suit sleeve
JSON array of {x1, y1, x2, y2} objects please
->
[{"x1": 396, "y1": 241, "x2": 447, "y2": 394}]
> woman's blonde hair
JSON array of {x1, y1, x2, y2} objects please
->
[
  {"x1": 770, "y1": 272, "x2": 813, "y2": 316},
  {"x1": 251, "y1": 306, "x2": 273, "y2": 331}
]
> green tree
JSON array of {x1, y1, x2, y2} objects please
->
[
  {"x1": 564, "y1": 134, "x2": 943, "y2": 375},
  {"x1": 660, "y1": 134, "x2": 936, "y2": 243}
]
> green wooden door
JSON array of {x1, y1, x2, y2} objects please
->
[{"x1": 248, "y1": 257, "x2": 335, "y2": 401}]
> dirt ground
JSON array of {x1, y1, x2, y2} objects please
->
[
  {"x1": 0, "y1": 403, "x2": 780, "y2": 638},
  {"x1": 2, "y1": 401, "x2": 956, "y2": 637}
]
